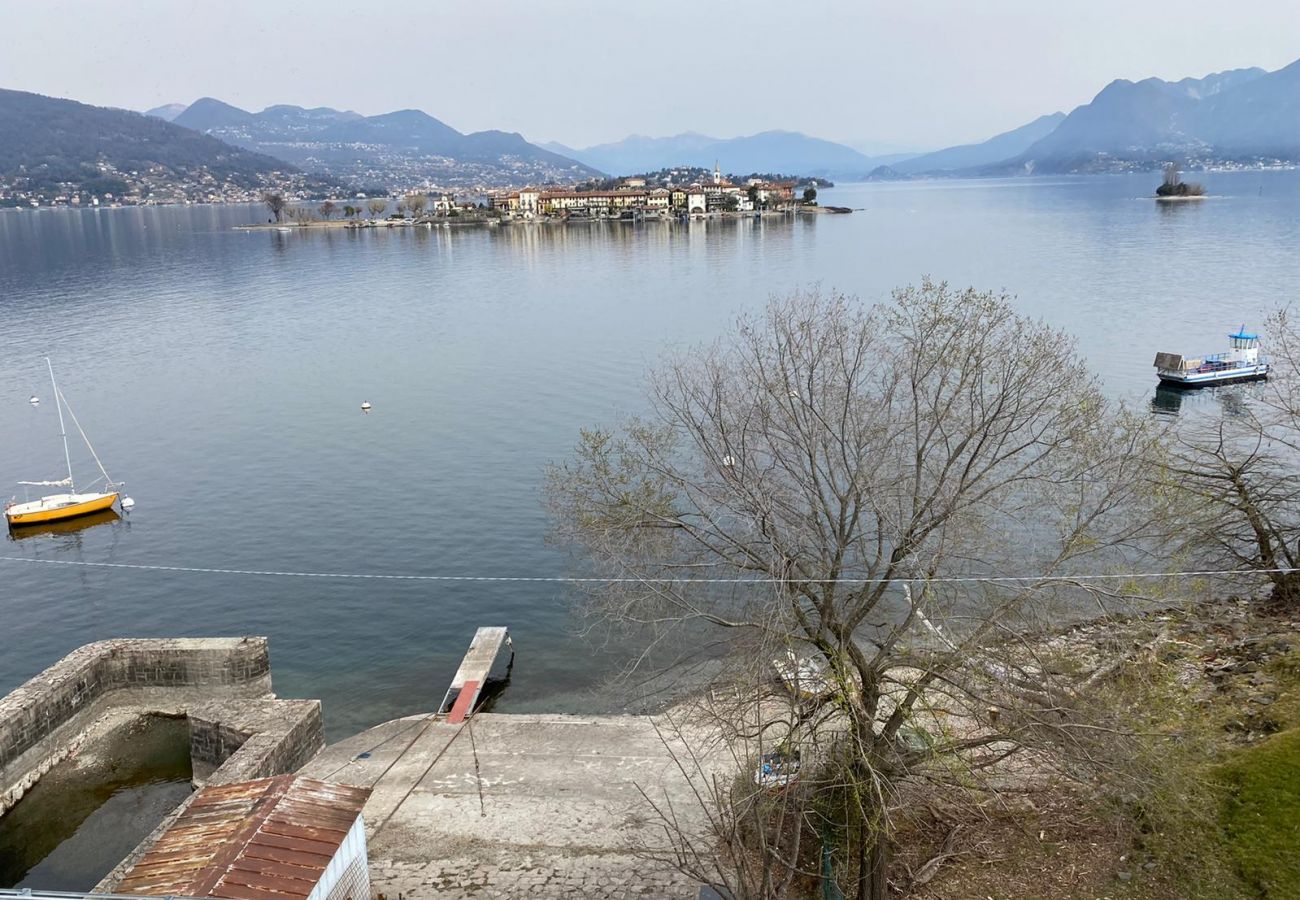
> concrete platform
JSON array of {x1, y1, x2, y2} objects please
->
[{"x1": 299, "y1": 712, "x2": 722, "y2": 899}]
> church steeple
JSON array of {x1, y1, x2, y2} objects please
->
[{"x1": 713, "y1": 160, "x2": 722, "y2": 185}]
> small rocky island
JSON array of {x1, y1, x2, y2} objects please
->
[{"x1": 1156, "y1": 162, "x2": 1206, "y2": 199}]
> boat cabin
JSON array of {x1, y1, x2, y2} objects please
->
[{"x1": 1228, "y1": 328, "x2": 1261, "y2": 364}]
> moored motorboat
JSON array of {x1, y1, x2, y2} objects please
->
[
  {"x1": 5, "y1": 359, "x2": 125, "y2": 529},
  {"x1": 1154, "y1": 327, "x2": 1270, "y2": 387}
]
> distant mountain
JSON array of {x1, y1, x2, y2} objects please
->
[
  {"x1": 556, "y1": 131, "x2": 888, "y2": 179},
  {"x1": 170, "y1": 99, "x2": 600, "y2": 188},
  {"x1": 562, "y1": 133, "x2": 722, "y2": 174},
  {"x1": 143, "y1": 102, "x2": 187, "y2": 122},
  {"x1": 538, "y1": 141, "x2": 581, "y2": 158},
  {"x1": 893, "y1": 113, "x2": 1066, "y2": 175},
  {"x1": 0, "y1": 88, "x2": 297, "y2": 196},
  {"x1": 1193, "y1": 59, "x2": 1300, "y2": 155},
  {"x1": 996, "y1": 63, "x2": 1299, "y2": 173},
  {"x1": 173, "y1": 97, "x2": 260, "y2": 131}
]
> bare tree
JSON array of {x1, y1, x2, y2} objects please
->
[
  {"x1": 406, "y1": 193, "x2": 428, "y2": 218},
  {"x1": 547, "y1": 283, "x2": 1160, "y2": 899},
  {"x1": 1164, "y1": 310, "x2": 1300, "y2": 608},
  {"x1": 319, "y1": 200, "x2": 337, "y2": 220},
  {"x1": 262, "y1": 191, "x2": 285, "y2": 223},
  {"x1": 367, "y1": 198, "x2": 387, "y2": 219}
]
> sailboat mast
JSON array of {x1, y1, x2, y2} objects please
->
[{"x1": 46, "y1": 358, "x2": 75, "y2": 492}]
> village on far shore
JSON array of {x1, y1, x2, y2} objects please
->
[{"x1": 246, "y1": 164, "x2": 845, "y2": 230}]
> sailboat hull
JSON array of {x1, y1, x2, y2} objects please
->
[{"x1": 6, "y1": 492, "x2": 118, "y2": 527}]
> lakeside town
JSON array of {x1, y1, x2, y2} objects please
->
[
  {"x1": 489, "y1": 166, "x2": 801, "y2": 218},
  {"x1": 0, "y1": 158, "x2": 820, "y2": 220},
  {"x1": 252, "y1": 167, "x2": 822, "y2": 228}
]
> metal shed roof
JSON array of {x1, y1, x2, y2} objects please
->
[{"x1": 115, "y1": 775, "x2": 370, "y2": 900}]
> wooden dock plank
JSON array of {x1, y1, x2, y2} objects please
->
[{"x1": 449, "y1": 627, "x2": 509, "y2": 690}]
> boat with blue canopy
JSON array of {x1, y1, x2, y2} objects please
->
[{"x1": 1154, "y1": 326, "x2": 1270, "y2": 387}]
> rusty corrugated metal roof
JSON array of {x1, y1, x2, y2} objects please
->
[{"x1": 116, "y1": 775, "x2": 371, "y2": 900}]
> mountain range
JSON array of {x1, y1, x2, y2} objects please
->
[
  {"x1": 158, "y1": 98, "x2": 600, "y2": 188},
  {"x1": 6, "y1": 54, "x2": 1300, "y2": 206},
  {"x1": 0, "y1": 88, "x2": 301, "y2": 200},
  {"x1": 890, "y1": 113, "x2": 1066, "y2": 175},
  {"x1": 542, "y1": 58, "x2": 1300, "y2": 181},
  {"x1": 990, "y1": 61, "x2": 1300, "y2": 174},
  {"x1": 541, "y1": 131, "x2": 908, "y2": 180}
]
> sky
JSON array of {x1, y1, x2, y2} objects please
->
[{"x1": 2, "y1": 0, "x2": 1298, "y2": 152}]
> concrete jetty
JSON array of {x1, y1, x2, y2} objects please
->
[
  {"x1": 299, "y1": 711, "x2": 719, "y2": 899},
  {"x1": 2, "y1": 633, "x2": 734, "y2": 899}
]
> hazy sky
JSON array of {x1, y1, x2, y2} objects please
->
[{"x1": 2, "y1": 0, "x2": 1298, "y2": 151}]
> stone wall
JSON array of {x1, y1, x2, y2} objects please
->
[
  {"x1": 96, "y1": 696, "x2": 326, "y2": 893},
  {"x1": 0, "y1": 637, "x2": 272, "y2": 814},
  {"x1": 190, "y1": 698, "x2": 325, "y2": 784}
]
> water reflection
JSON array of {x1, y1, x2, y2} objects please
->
[
  {"x1": 1149, "y1": 380, "x2": 1267, "y2": 418},
  {"x1": 1155, "y1": 197, "x2": 1208, "y2": 218},
  {"x1": 6, "y1": 508, "x2": 121, "y2": 542},
  {"x1": 0, "y1": 715, "x2": 191, "y2": 889},
  {"x1": 1150, "y1": 384, "x2": 1188, "y2": 416}
]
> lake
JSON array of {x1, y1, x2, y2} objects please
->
[{"x1": 2, "y1": 171, "x2": 1298, "y2": 739}]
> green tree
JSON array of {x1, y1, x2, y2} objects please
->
[{"x1": 801, "y1": 185, "x2": 817, "y2": 204}]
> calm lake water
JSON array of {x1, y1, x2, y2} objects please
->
[{"x1": 2, "y1": 172, "x2": 1298, "y2": 739}]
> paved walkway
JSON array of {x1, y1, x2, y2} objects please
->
[{"x1": 299, "y1": 713, "x2": 719, "y2": 899}]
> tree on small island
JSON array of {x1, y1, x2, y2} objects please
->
[
  {"x1": 802, "y1": 185, "x2": 818, "y2": 204},
  {"x1": 318, "y1": 200, "x2": 336, "y2": 220},
  {"x1": 1156, "y1": 162, "x2": 1205, "y2": 197},
  {"x1": 261, "y1": 191, "x2": 285, "y2": 223},
  {"x1": 367, "y1": 198, "x2": 387, "y2": 219}
]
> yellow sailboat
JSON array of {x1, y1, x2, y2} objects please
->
[{"x1": 5, "y1": 359, "x2": 126, "y2": 529}]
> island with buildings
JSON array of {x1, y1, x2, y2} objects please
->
[{"x1": 489, "y1": 164, "x2": 800, "y2": 219}]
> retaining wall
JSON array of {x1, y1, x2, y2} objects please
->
[
  {"x1": 96, "y1": 696, "x2": 326, "y2": 893},
  {"x1": 0, "y1": 637, "x2": 272, "y2": 814}
]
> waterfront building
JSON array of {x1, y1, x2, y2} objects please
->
[
  {"x1": 487, "y1": 178, "x2": 793, "y2": 219},
  {"x1": 518, "y1": 188, "x2": 541, "y2": 215}
]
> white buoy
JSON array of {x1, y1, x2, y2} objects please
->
[
  {"x1": 121, "y1": 496, "x2": 135, "y2": 510},
  {"x1": 361, "y1": 401, "x2": 372, "y2": 412},
  {"x1": 29, "y1": 395, "x2": 39, "y2": 405}
]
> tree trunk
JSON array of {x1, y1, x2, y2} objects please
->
[
  {"x1": 1269, "y1": 570, "x2": 1300, "y2": 611},
  {"x1": 855, "y1": 825, "x2": 888, "y2": 900}
]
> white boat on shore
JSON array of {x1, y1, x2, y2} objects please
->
[{"x1": 1154, "y1": 327, "x2": 1270, "y2": 387}]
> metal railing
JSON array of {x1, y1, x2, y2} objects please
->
[{"x1": 0, "y1": 890, "x2": 202, "y2": 900}]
